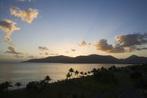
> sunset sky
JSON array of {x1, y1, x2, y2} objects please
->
[{"x1": 0, "y1": 0, "x2": 147, "y2": 62}]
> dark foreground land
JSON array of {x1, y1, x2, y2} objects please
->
[{"x1": 0, "y1": 64, "x2": 147, "y2": 98}]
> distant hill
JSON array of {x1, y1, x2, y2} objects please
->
[
  {"x1": 24, "y1": 54, "x2": 147, "y2": 64},
  {"x1": 122, "y1": 55, "x2": 147, "y2": 64}
]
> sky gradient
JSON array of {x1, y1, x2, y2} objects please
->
[{"x1": 0, "y1": 0, "x2": 147, "y2": 62}]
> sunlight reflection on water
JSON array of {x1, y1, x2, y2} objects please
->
[{"x1": 0, "y1": 63, "x2": 129, "y2": 85}]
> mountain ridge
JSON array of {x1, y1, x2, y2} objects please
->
[{"x1": 24, "y1": 54, "x2": 147, "y2": 64}]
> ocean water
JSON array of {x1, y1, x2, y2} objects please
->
[{"x1": 0, "y1": 63, "x2": 129, "y2": 85}]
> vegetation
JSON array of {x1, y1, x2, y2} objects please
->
[
  {"x1": 0, "y1": 64, "x2": 147, "y2": 98},
  {"x1": 15, "y1": 82, "x2": 21, "y2": 89}
]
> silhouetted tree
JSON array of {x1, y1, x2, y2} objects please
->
[
  {"x1": 100, "y1": 67, "x2": 107, "y2": 72},
  {"x1": 75, "y1": 70, "x2": 79, "y2": 77},
  {"x1": 91, "y1": 68, "x2": 97, "y2": 75},
  {"x1": 69, "y1": 68, "x2": 74, "y2": 78},
  {"x1": 84, "y1": 72, "x2": 87, "y2": 76},
  {"x1": 69, "y1": 68, "x2": 74, "y2": 73},
  {"x1": 0, "y1": 81, "x2": 12, "y2": 92},
  {"x1": 108, "y1": 66, "x2": 117, "y2": 71},
  {"x1": 87, "y1": 71, "x2": 91, "y2": 75},
  {"x1": 80, "y1": 72, "x2": 84, "y2": 76},
  {"x1": 26, "y1": 81, "x2": 40, "y2": 90},
  {"x1": 66, "y1": 72, "x2": 71, "y2": 79},
  {"x1": 15, "y1": 82, "x2": 21, "y2": 89},
  {"x1": 44, "y1": 75, "x2": 51, "y2": 83}
]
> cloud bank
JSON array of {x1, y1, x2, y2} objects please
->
[
  {"x1": 96, "y1": 39, "x2": 125, "y2": 53},
  {"x1": 5, "y1": 46, "x2": 23, "y2": 58},
  {"x1": 115, "y1": 33, "x2": 147, "y2": 47},
  {"x1": 10, "y1": 7, "x2": 39, "y2": 23},
  {"x1": 96, "y1": 33, "x2": 147, "y2": 53},
  {"x1": 38, "y1": 46, "x2": 49, "y2": 51},
  {"x1": 0, "y1": 19, "x2": 20, "y2": 42}
]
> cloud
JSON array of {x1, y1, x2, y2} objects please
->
[
  {"x1": 10, "y1": 7, "x2": 39, "y2": 23},
  {"x1": 96, "y1": 33, "x2": 147, "y2": 53},
  {"x1": 5, "y1": 46, "x2": 21, "y2": 55},
  {"x1": 5, "y1": 46, "x2": 27, "y2": 58},
  {"x1": 96, "y1": 39, "x2": 125, "y2": 53},
  {"x1": 38, "y1": 46, "x2": 48, "y2": 51},
  {"x1": 96, "y1": 39, "x2": 113, "y2": 52},
  {"x1": 5, "y1": 46, "x2": 24, "y2": 58},
  {"x1": 38, "y1": 46, "x2": 52, "y2": 56},
  {"x1": 79, "y1": 41, "x2": 92, "y2": 47},
  {"x1": 115, "y1": 33, "x2": 147, "y2": 47},
  {"x1": 79, "y1": 41, "x2": 87, "y2": 46},
  {"x1": 0, "y1": 19, "x2": 20, "y2": 42},
  {"x1": 71, "y1": 49, "x2": 76, "y2": 52}
]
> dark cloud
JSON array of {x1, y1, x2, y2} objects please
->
[
  {"x1": 5, "y1": 46, "x2": 21, "y2": 55},
  {"x1": 38, "y1": 46, "x2": 48, "y2": 51},
  {"x1": 96, "y1": 39, "x2": 113, "y2": 51},
  {"x1": 10, "y1": 7, "x2": 39, "y2": 24},
  {"x1": 96, "y1": 33, "x2": 147, "y2": 53},
  {"x1": 96, "y1": 39, "x2": 125, "y2": 53},
  {"x1": 71, "y1": 49, "x2": 76, "y2": 52},
  {"x1": 79, "y1": 41, "x2": 87, "y2": 46},
  {"x1": 115, "y1": 33, "x2": 147, "y2": 47},
  {"x1": 5, "y1": 46, "x2": 23, "y2": 58}
]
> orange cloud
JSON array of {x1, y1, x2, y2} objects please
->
[
  {"x1": 10, "y1": 7, "x2": 39, "y2": 23},
  {"x1": 0, "y1": 19, "x2": 20, "y2": 42}
]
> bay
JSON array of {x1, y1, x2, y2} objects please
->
[{"x1": 0, "y1": 63, "x2": 129, "y2": 85}]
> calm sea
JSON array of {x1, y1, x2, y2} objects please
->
[{"x1": 0, "y1": 63, "x2": 129, "y2": 85}]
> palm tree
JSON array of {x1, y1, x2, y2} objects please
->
[
  {"x1": 80, "y1": 72, "x2": 84, "y2": 76},
  {"x1": 44, "y1": 75, "x2": 51, "y2": 83},
  {"x1": 87, "y1": 71, "x2": 91, "y2": 75},
  {"x1": 69, "y1": 68, "x2": 74, "y2": 78},
  {"x1": 75, "y1": 70, "x2": 79, "y2": 77},
  {"x1": 15, "y1": 82, "x2": 21, "y2": 89},
  {"x1": 101, "y1": 67, "x2": 107, "y2": 71},
  {"x1": 84, "y1": 72, "x2": 87, "y2": 76},
  {"x1": 69, "y1": 68, "x2": 74, "y2": 73},
  {"x1": 91, "y1": 68, "x2": 97, "y2": 75},
  {"x1": 0, "y1": 81, "x2": 12, "y2": 91},
  {"x1": 66, "y1": 72, "x2": 71, "y2": 79}
]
